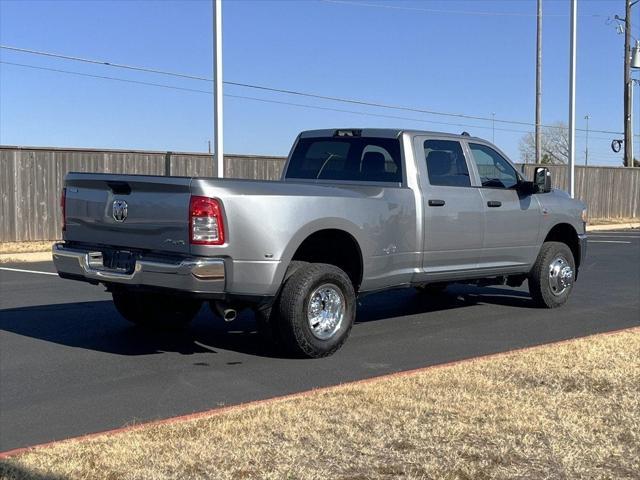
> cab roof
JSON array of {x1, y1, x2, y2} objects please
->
[{"x1": 299, "y1": 128, "x2": 488, "y2": 143}]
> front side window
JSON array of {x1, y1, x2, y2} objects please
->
[
  {"x1": 469, "y1": 143, "x2": 519, "y2": 189},
  {"x1": 424, "y1": 139, "x2": 471, "y2": 187},
  {"x1": 286, "y1": 137, "x2": 402, "y2": 183}
]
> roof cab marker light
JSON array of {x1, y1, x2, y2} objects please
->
[{"x1": 334, "y1": 129, "x2": 362, "y2": 137}]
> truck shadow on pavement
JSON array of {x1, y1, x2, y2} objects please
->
[{"x1": 0, "y1": 285, "x2": 533, "y2": 359}]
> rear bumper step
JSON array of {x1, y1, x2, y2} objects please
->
[{"x1": 52, "y1": 243, "x2": 225, "y2": 294}]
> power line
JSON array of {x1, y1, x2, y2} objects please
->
[
  {"x1": 3, "y1": 60, "x2": 632, "y2": 141},
  {"x1": 2, "y1": 59, "x2": 625, "y2": 166},
  {"x1": 0, "y1": 60, "x2": 528, "y2": 134},
  {"x1": 0, "y1": 61, "x2": 213, "y2": 94},
  {"x1": 0, "y1": 45, "x2": 211, "y2": 82},
  {"x1": 225, "y1": 93, "x2": 532, "y2": 134},
  {"x1": 320, "y1": 0, "x2": 606, "y2": 18},
  {"x1": 0, "y1": 44, "x2": 624, "y2": 136}
]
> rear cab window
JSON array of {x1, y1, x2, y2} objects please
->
[{"x1": 285, "y1": 134, "x2": 403, "y2": 184}]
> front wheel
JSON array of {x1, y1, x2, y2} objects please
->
[
  {"x1": 276, "y1": 263, "x2": 356, "y2": 358},
  {"x1": 112, "y1": 290, "x2": 202, "y2": 329},
  {"x1": 528, "y1": 241, "x2": 576, "y2": 308}
]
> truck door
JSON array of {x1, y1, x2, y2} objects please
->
[
  {"x1": 466, "y1": 142, "x2": 541, "y2": 269},
  {"x1": 413, "y1": 136, "x2": 485, "y2": 277}
]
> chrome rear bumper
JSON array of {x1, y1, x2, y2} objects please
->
[{"x1": 52, "y1": 243, "x2": 225, "y2": 294}]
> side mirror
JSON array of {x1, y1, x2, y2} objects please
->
[{"x1": 533, "y1": 167, "x2": 552, "y2": 193}]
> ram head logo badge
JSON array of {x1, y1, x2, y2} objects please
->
[{"x1": 112, "y1": 200, "x2": 128, "y2": 222}]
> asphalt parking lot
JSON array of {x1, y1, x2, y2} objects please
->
[{"x1": 1, "y1": 230, "x2": 638, "y2": 452}]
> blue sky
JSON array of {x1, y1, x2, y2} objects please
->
[{"x1": 0, "y1": 0, "x2": 638, "y2": 165}]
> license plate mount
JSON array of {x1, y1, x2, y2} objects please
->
[{"x1": 102, "y1": 250, "x2": 135, "y2": 272}]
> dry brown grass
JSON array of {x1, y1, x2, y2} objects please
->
[
  {"x1": 0, "y1": 242, "x2": 56, "y2": 254},
  {"x1": 2, "y1": 329, "x2": 638, "y2": 480}
]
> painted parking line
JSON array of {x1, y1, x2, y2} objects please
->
[{"x1": 0, "y1": 267, "x2": 58, "y2": 276}]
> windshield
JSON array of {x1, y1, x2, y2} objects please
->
[{"x1": 285, "y1": 136, "x2": 403, "y2": 183}]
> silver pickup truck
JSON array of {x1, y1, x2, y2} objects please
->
[{"x1": 53, "y1": 128, "x2": 587, "y2": 357}]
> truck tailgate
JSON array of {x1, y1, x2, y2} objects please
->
[{"x1": 64, "y1": 173, "x2": 192, "y2": 254}]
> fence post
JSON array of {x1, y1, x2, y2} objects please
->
[{"x1": 164, "y1": 151, "x2": 172, "y2": 176}]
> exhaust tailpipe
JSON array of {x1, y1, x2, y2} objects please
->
[
  {"x1": 212, "y1": 301, "x2": 239, "y2": 322},
  {"x1": 223, "y1": 308, "x2": 237, "y2": 322}
]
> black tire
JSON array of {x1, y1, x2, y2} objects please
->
[
  {"x1": 528, "y1": 241, "x2": 576, "y2": 308},
  {"x1": 276, "y1": 263, "x2": 356, "y2": 358},
  {"x1": 112, "y1": 290, "x2": 201, "y2": 329},
  {"x1": 254, "y1": 261, "x2": 309, "y2": 347}
]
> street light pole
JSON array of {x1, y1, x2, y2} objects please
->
[
  {"x1": 535, "y1": 0, "x2": 543, "y2": 164},
  {"x1": 568, "y1": 0, "x2": 577, "y2": 198},
  {"x1": 213, "y1": 0, "x2": 224, "y2": 178}
]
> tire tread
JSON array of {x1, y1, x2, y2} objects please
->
[{"x1": 529, "y1": 241, "x2": 575, "y2": 308}]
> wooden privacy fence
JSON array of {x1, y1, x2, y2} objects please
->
[
  {"x1": 518, "y1": 164, "x2": 640, "y2": 221},
  {"x1": 0, "y1": 146, "x2": 286, "y2": 242},
  {"x1": 0, "y1": 146, "x2": 638, "y2": 242}
]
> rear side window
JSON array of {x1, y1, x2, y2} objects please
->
[
  {"x1": 286, "y1": 137, "x2": 402, "y2": 183},
  {"x1": 424, "y1": 139, "x2": 471, "y2": 187}
]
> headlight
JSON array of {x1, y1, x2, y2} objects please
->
[{"x1": 581, "y1": 208, "x2": 588, "y2": 223}]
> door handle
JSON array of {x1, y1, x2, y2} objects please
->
[
  {"x1": 428, "y1": 199, "x2": 446, "y2": 207},
  {"x1": 487, "y1": 201, "x2": 502, "y2": 208}
]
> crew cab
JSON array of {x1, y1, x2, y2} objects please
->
[{"x1": 53, "y1": 129, "x2": 588, "y2": 357}]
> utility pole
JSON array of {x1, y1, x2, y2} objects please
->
[
  {"x1": 568, "y1": 0, "x2": 577, "y2": 198},
  {"x1": 584, "y1": 114, "x2": 590, "y2": 166},
  {"x1": 535, "y1": 0, "x2": 543, "y2": 164},
  {"x1": 213, "y1": 0, "x2": 224, "y2": 178},
  {"x1": 624, "y1": 0, "x2": 633, "y2": 167}
]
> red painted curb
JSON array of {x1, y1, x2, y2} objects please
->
[{"x1": 1, "y1": 325, "x2": 638, "y2": 460}]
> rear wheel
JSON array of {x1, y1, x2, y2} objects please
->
[
  {"x1": 112, "y1": 290, "x2": 201, "y2": 329},
  {"x1": 276, "y1": 263, "x2": 356, "y2": 358},
  {"x1": 528, "y1": 241, "x2": 576, "y2": 308}
]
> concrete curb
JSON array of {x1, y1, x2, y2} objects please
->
[
  {"x1": 0, "y1": 325, "x2": 637, "y2": 459},
  {"x1": 586, "y1": 223, "x2": 639, "y2": 231},
  {"x1": 0, "y1": 252, "x2": 52, "y2": 263}
]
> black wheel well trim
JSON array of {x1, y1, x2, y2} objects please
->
[
  {"x1": 543, "y1": 222, "x2": 581, "y2": 270},
  {"x1": 288, "y1": 228, "x2": 364, "y2": 292}
]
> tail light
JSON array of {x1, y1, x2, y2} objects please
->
[
  {"x1": 189, "y1": 196, "x2": 225, "y2": 245},
  {"x1": 60, "y1": 187, "x2": 67, "y2": 232}
]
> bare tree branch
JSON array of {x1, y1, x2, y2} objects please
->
[{"x1": 519, "y1": 122, "x2": 569, "y2": 164}]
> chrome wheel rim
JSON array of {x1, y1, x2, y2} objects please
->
[
  {"x1": 548, "y1": 255, "x2": 574, "y2": 296},
  {"x1": 307, "y1": 283, "x2": 345, "y2": 340}
]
